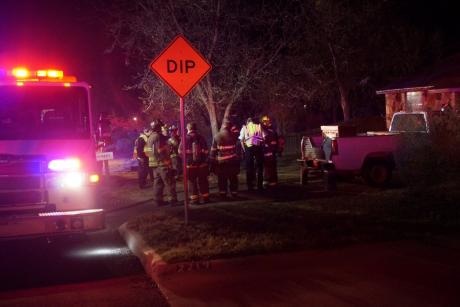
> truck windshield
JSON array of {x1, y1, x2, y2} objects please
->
[
  {"x1": 0, "y1": 85, "x2": 90, "y2": 140},
  {"x1": 390, "y1": 113, "x2": 427, "y2": 132}
]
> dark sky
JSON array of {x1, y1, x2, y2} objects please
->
[
  {"x1": 0, "y1": 0, "x2": 138, "y2": 116},
  {"x1": 1, "y1": 0, "x2": 460, "y2": 117},
  {"x1": 393, "y1": 0, "x2": 460, "y2": 53}
]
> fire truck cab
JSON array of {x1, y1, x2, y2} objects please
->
[{"x1": 0, "y1": 67, "x2": 104, "y2": 238}]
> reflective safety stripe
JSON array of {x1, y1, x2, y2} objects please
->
[
  {"x1": 217, "y1": 154, "x2": 237, "y2": 161},
  {"x1": 140, "y1": 134, "x2": 148, "y2": 142},
  {"x1": 264, "y1": 152, "x2": 274, "y2": 157},
  {"x1": 217, "y1": 145, "x2": 236, "y2": 150}
]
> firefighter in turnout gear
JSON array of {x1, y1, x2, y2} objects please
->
[
  {"x1": 210, "y1": 120, "x2": 241, "y2": 200},
  {"x1": 261, "y1": 115, "x2": 279, "y2": 187},
  {"x1": 180, "y1": 122, "x2": 210, "y2": 204},
  {"x1": 239, "y1": 117, "x2": 264, "y2": 191},
  {"x1": 147, "y1": 120, "x2": 177, "y2": 206},
  {"x1": 133, "y1": 127, "x2": 154, "y2": 188},
  {"x1": 168, "y1": 125, "x2": 181, "y2": 179}
]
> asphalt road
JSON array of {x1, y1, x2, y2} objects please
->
[{"x1": 0, "y1": 203, "x2": 168, "y2": 306}]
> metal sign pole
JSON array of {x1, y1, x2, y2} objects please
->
[{"x1": 180, "y1": 97, "x2": 189, "y2": 224}]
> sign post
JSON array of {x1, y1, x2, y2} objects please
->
[{"x1": 149, "y1": 35, "x2": 212, "y2": 224}]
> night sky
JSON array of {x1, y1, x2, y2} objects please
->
[
  {"x1": 0, "y1": 0, "x2": 137, "y2": 116},
  {"x1": 1, "y1": 0, "x2": 459, "y2": 117}
]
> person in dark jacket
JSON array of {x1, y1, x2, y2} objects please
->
[
  {"x1": 179, "y1": 122, "x2": 210, "y2": 204},
  {"x1": 147, "y1": 119, "x2": 177, "y2": 207},
  {"x1": 261, "y1": 115, "x2": 279, "y2": 188},
  {"x1": 210, "y1": 120, "x2": 241, "y2": 200}
]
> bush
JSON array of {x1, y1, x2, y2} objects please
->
[{"x1": 396, "y1": 113, "x2": 460, "y2": 187}]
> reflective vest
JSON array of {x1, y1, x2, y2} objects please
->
[
  {"x1": 146, "y1": 132, "x2": 172, "y2": 168},
  {"x1": 133, "y1": 133, "x2": 150, "y2": 159},
  {"x1": 240, "y1": 122, "x2": 263, "y2": 147}
]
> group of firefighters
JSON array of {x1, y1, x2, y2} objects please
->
[{"x1": 133, "y1": 116, "x2": 282, "y2": 206}]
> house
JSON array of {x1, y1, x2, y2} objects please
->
[{"x1": 377, "y1": 54, "x2": 460, "y2": 128}]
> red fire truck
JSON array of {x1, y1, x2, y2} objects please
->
[{"x1": 0, "y1": 67, "x2": 104, "y2": 238}]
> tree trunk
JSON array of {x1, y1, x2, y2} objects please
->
[
  {"x1": 338, "y1": 82, "x2": 351, "y2": 121},
  {"x1": 222, "y1": 100, "x2": 234, "y2": 127},
  {"x1": 328, "y1": 42, "x2": 351, "y2": 122},
  {"x1": 206, "y1": 100, "x2": 219, "y2": 138}
]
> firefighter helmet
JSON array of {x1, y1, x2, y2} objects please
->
[
  {"x1": 261, "y1": 115, "x2": 272, "y2": 127},
  {"x1": 150, "y1": 119, "x2": 164, "y2": 133}
]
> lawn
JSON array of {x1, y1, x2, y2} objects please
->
[{"x1": 125, "y1": 157, "x2": 460, "y2": 263}]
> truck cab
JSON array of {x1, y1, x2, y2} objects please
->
[{"x1": 0, "y1": 67, "x2": 104, "y2": 238}]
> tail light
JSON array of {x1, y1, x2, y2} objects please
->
[{"x1": 331, "y1": 139, "x2": 338, "y2": 155}]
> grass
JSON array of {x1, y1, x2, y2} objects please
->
[{"x1": 125, "y1": 157, "x2": 460, "y2": 263}]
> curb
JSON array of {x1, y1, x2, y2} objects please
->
[
  {"x1": 118, "y1": 223, "x2": 217, "y2": 307},
  {"x1": 118, "y1": 223, "x2": 170, "y2": 276}
]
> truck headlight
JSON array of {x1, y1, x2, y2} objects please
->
[
  {"x1": 59, "y1": 172, "x2": 84, "y2": 188},
  {"x1": 48, "y1": 158, "x2": 81, "y2": 172}
]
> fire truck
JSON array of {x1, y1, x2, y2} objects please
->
[{"x1": 0, "y1": 67, "x2": 104, "y2": 238}]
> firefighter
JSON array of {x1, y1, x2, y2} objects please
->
[
  {"x1": 147, "y1": 119, "x2": 178, "y2": 207},
  {"x1": 210, "y1": 120, "x2": 241, "y2": 200},
  {"x1": 261, "y1": 115, "x2": 279, "y2": 188},
  {"x1": 179, "y1": 122, "x2": 210, "y2": 204},
  {"x1": 239, "y1": 117, "x2": 264, "y2": 191},
  {"x1": 168, "y1": 125, "x2": 181, "y2": 179},
  {"x1": 133, "y1": 127, "x2": 153, "y2": 188}
]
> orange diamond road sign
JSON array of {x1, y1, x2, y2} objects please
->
[{"x1": 150, "y1": 35, "x2": 212, "y2": 97}]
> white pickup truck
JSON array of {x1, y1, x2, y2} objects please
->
[{"x1": 301, "y1": 112, "x2": 430, "y2": 187}]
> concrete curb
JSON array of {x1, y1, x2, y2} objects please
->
[
  {"x1": 118, "y1": 223, "x2": 169, "y2": 276},
  {"x1": 119, "y1": 223, "x2": 218, "y2": 307}
]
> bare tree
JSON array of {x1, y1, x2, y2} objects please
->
[
  {"x1": 103, "y1": 0, "x2": 301, "y2": 137},
  {"x1": 296, "y1": 0, "x2": 443, "y2": 122}
]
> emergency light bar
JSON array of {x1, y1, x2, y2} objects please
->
[
  {"x1": 12, "y1": 67, "x2": 31, "y2": 79},
  {"x1": 2, "y1": 67, "x2": 77, "y2": 82}
]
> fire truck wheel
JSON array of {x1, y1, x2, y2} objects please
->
[{"x1": 364, "y1": 162, "x2": 392, "y2": 187}]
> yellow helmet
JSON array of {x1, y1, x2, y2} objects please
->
[{"x1": 261, "y1": 115, "x2": 271, "y2": 126}]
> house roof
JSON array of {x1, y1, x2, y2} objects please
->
[{"x1": 377, "y1": 53, "x2": 460, "y2": 94}]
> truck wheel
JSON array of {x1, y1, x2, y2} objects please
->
[{"x1": 364, "y1": 163, "x2": 392, "y2": 187}]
